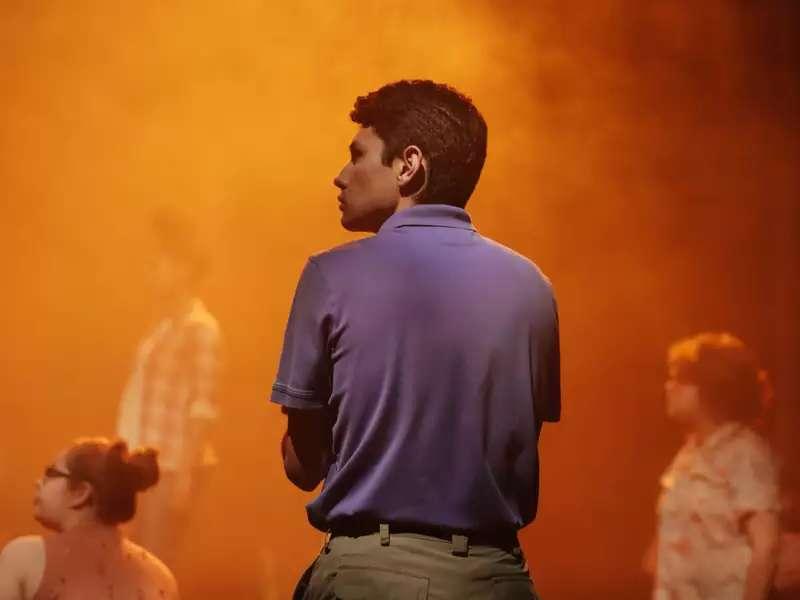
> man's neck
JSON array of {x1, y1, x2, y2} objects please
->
[
  {"x1": 161, "y1": 293, "x2": 196, "y2": 321},
  {"x1": 395, "y1": 196, "x2": 418, "y2": 213},
  {"x1": 370, "y1": 197, "x2": 419, "y2": 233},
  {"x1": 692, "y1": 415, "x2": 725, "y2": 445}
]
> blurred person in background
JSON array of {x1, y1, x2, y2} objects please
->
[
  {"x1": 117, "y1": 208, "x2": 222, "y2": 567},
  {"x1": 0, "y1": 438, "x2": 178, "y2": 600},
  {"x1": 271, "y1": 80, "x2": 560, "y2": 599},
  {"x1": 644, "y1": 332, "x2": 780, "y2": 600}
]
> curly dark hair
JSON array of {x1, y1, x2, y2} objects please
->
[
  {"x1": 668, "y1": 332, "x2": 770, "y2": 425},
  {"x1": 65, "y1": 438, "x2": 159, "y2": 525},
  {"x1": 350, "y1": 80, "x2": 488, "y2": 209}
]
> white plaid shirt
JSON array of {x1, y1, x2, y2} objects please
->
[{"x1": 117, "y1": 299, "x2": 221, "y2": 472}]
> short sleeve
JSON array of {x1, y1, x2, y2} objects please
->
[
  {"x1": 729, "y1": 437, "x2": 780, "y2": 515},
  {"x1": 532, "y1": 293, "x2": 561, "y2": 423},
  {"x1": 271, "y1": 259, "x2": 334, "y2": 410}
]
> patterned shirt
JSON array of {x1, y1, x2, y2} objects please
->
[
  {"x1": 117, "y1": 298, "x2": 221, "y2": 472},
  {"x1": 655, "y1": 423, "x2": 780, "y2": 600}
]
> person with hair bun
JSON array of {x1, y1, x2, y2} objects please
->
[
  {"x1": 0, "y1": 438, "x2": 179, "y2": 600},
  {"x1": 644, "y1": 333, "x2": 780, "y2": 600}
]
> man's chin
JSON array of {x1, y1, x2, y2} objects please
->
[
  {"x1": 33, "y1": 512, "x2": 61, "y2": 532},
  {"x1": 340, "y1": 210, "x2": 383, "y2": 234},
  {"x1": 340, "y1": 213, "x2": 366, "y2": 233}
]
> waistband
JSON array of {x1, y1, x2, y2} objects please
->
[{"x1": 328, "y1": 519, "x2": 520, "y2": 554}]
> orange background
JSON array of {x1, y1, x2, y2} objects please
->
[{"x1": 1, "y1": 1, "x2": 798, "y2": 598}]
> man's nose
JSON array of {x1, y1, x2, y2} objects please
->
[{"x1": 333, "y1": 166, "x2": 348, "y2": 190}]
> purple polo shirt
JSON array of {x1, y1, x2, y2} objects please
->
[{"x1": 271, "y1": 204, "x2": 560, "y2": 533}]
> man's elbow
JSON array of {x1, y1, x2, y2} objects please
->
[
  {"x1": 283, "y1": 461, "x2": 323, "y2": 492},
  {"x1": 281, "y1": 434, "x2": 324, "y2": 491}
]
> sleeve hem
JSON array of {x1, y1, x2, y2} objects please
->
[{"x1": 270, "y1": 385, "x2": 326, "y2": 410}]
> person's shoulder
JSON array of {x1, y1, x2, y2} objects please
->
[
  {"x1": 730, "y1": 426, "x2": 775, "y2": 460},
  {"x1": 479, "y1": 235, "x2": 555, "y2": 289},
  {"x1": 713, "y1": 425, "x2": 777, "y2": 479},
  {"x1": 0, "y1": 535, "x2": 44, "y2": 563},
  {"x1": 0, "y1": 535, "x2": 45, "y2": 590},
  {"x1": 306, "y1": 238, "x2": 377, "y2": 280},
  {"x1": 123, "y1": 540, "x2": 179, "y2": 598},
  {"x1": 311, "y1": 238, "x2": 374, "y2": 264},
  {"x1": 184, "y1": 299, "x2": 221, "y2": 339}
]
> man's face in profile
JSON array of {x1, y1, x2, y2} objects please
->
[{"x1": 333, "y1": 127, "x2": 402, "y2": 233}]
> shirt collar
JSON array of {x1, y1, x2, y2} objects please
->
[
  {"x1": 692, "y1": 421, "x2": 742, "y2": 453},
  {"x1": 378, "y1": 204, "x2": 476, "y2": 234},
  {"x1": 163, "y1": 297, "x2": 206, "y2": 327}
]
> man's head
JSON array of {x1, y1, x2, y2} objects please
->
[
  {"x1": 334, "y1": 80, "x2": 487, "y2": 232},
  {"x1": 150, "y1": 207, "x2": 209, "y2": 303}
]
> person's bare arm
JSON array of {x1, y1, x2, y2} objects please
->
[
  {"x1": 164, "y1": 570, "x2": 180, "y2": 600},
  {"x1": 743, "y1": 510, "x2": 780, "y2": 600},
  {"x1": 0, "y1": 536, "x2": 44, "y2": 600},
  {"x1": 0, "y1": 543, "x2": 21, "y2": 600},
  {"x1": 642, "y1": 534, "x2": 657, "y2": 577},
  {"x1": 281, "y1": 408, "x2": 331, "y2": 491},
  {"x1": 775, "y1": 532, "x2": 800, "y2": 591}
]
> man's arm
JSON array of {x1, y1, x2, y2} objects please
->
[
  {"x1": 743, "y1": 510, "x2": 780, "y2": 600},
  {"x1": 271, "y1": 259, "x2": 335, "y2": 489},
  {"x1": 281, "y1": 408, "x2": 331, "y2": 492},
  {"x1": 642, "y1": 534, "x2": 657, "y2": 577},
  {"x1": 532, "y1": 293, "x2": 561, "y2": 426},
  {"x1": 281, "y1": 407, "x2": 332, "y2": 491},
  {"x1": 775, "y1": 532, "x2": 800, "y2": 591}
]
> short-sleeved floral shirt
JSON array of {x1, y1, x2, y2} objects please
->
[{"x1": 655, "y1": 423, "x2": 780, "y2": 600}]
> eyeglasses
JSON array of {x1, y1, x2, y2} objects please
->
[{"x1": 42, "y1": 465, "x2": 72, "y2": 480}]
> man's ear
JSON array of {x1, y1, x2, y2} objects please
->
[
  {"x1": 66, "y1": 481, "x2": 94, "y2": 510},
  {"x1": 395, "y1": 146, "x2": 427, "y2": 199}
]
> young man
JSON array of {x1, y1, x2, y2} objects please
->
[
  {"x1": 272, "y1": 80, "x2": 560, "y2": 599},
  {"x1": 116, "y1": 210, "x2": 221, "y2": 567}
]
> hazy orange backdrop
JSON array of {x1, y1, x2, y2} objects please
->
[{"x1": 1, "y1": 2, "x2": 798, "y2": 598}]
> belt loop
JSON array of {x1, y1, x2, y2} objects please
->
[
  {"x1": 451, "y1": 534, "x2": 469, "y2": 557},
  {"x1": 321, "y1": 531, "x2": 331, "y2": 554},
  {"x1": 379, "y1": 523, "x2": 390, "y2": 547}
]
